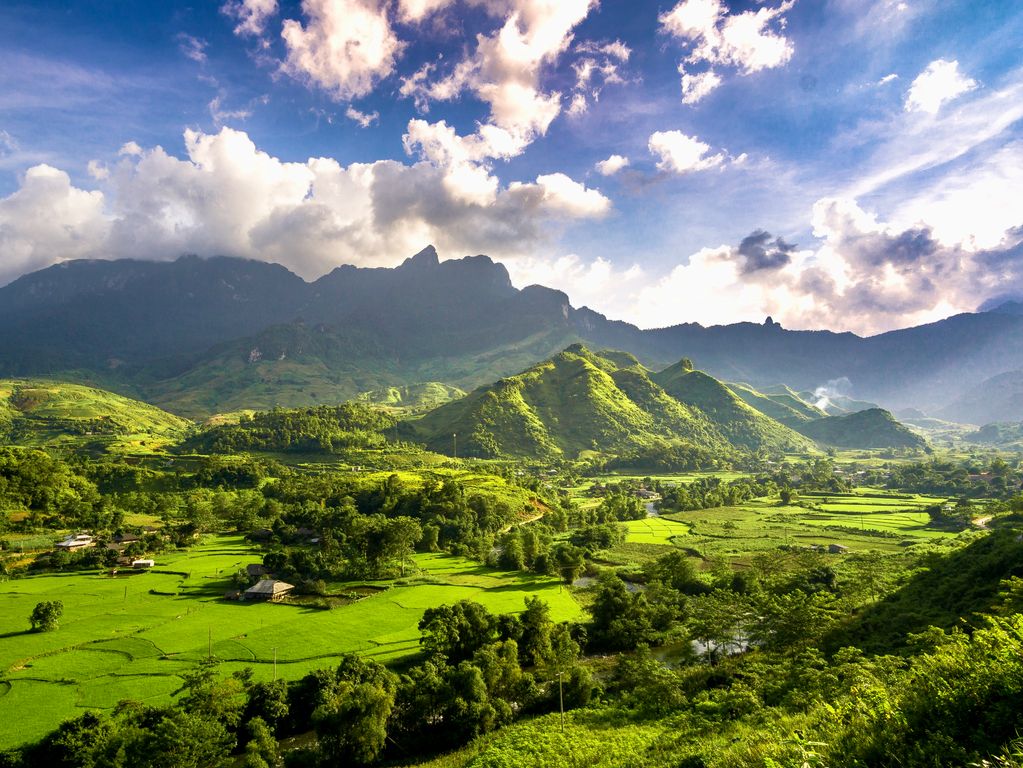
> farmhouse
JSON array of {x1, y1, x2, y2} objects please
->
[
  {"x1": 55, "y1": 533, "x2": 94, "y2": 550},
  {"x1": 243, "y1": 579, "x2": 295, "y2": 601},
  {"x1": 246, "y1": 563, "x2": 270, "y2": 579},
  {"x1": 131, "y1": 559, "x2": 155, "y2": 569}
]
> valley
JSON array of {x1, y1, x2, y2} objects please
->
[{"x1": 1, "y1": 254, "x2": 1023, "y2": 768}]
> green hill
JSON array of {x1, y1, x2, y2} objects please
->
[
  {"x1": 0, "y1": 380, "x2": 190, "y2": 454},
  {"x1": 356, "y1": 383, "x2": 467, "y2": 411},
  {"x1": 727, "y1": 381, "x2": 828, "y2": 426},
  {"x1": 963, "y1": 422, "x2": 1023, "y2": 450},
  {"x1": 651, "y1": 362, "x2": 817, "y2": 453},
  {"x1": 794, "y1": 408, "x2": 927, "y2": 449},
  {"x1": 404, "y1": 346, "x2": 733, "y2": 460},
  {"x1": 796, "y1": 389, "x2": 880, "y2": 416}
]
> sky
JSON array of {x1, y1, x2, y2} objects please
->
[{"x1": 1, "y1": 0, "x2": 1021, "y2": 335}]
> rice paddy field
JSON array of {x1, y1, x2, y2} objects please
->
[
  {"x1": 660, "y1": 487, "x2": 961, "y2": 561},
  {"x1": 0, "y1": 536, "x2": 582, "y2": 749}
]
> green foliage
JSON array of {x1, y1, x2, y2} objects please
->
[
  {"x1": 405, "y1": 346, "x2": 737, "y2": 460},
  {"x1": 651, "y1": 363, "x2": 817, "y2": 453},
  {"x1": 0, "y1": 380, "x2": 189, "y2": 455},
  {"x1": 29, "y1": 600, "x2": 62, "y2": 632},
  {"x1": 795, "y1": 408, "x2": 927, "y2": 450},
  {"x1": 186, "y1": 403, "x2": 396, "y2": 454}
]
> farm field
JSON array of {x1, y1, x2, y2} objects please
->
[
  {"x1": 661, "y1": 488, "x2": 961, "y2": 560},
  {"x1": 0, "y1": 537, "x2": 581, "y2": 749},
  {"x1": 622, "y1": 517, "x2": 691, "y2": 545}
]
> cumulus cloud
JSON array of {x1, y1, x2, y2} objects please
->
[
  {"x1": 0, "y1": 127, "x2": 611, "y2": 287},
  {"x1": 595, "y1": 154, "x2": 629, "y2": 176},
  {"x1": 648, "y1": 130, "x2": 725, "y2": 174},
  {"x1": 905, "y1": 58, "x2": 977, "y2": 114},
  {"x1": 396, "y1": 0, "x2": 455, "y2": 24},
  {"x1": 660, "y1": 0, "x2": 795, "y2": 104},
  {"x1": 0, "y1": 165, "x2": 109, "y2": 283},
  {"x1": 401, "y1": 0, "x2": 598, "y2": 153},
  {"x1": 281, "y1": 0, "x2": 406, "y2": 101},
  {"x1": 679, "y1": 65, "x2": 721, "y2": 104},
  {"x1": 221, "y1": 0, "x2": 279, "y2": 37}
]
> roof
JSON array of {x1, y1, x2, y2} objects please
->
[
  {"x1": 244, "y1": 579, "x2": 294, "y2": 597},
  {"x1": 246, "y1": 564, "x2": 269, "y2": 577}
]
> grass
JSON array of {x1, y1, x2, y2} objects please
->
[
  {"x1": 0, "y1": 379, "x2": 190, "y2": 455},
  {"x1": 622, "y1": 517, "x2": 691, "y2": 545},
  {"x1": 0, "y1": 537, "x2": 581, "y2": 749},
  {"x1": 661, "y1": 487, "x2": 962, "y2": 562}
]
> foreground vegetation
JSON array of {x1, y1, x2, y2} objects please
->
[{"x1": 1, "y1": 378, "x2": 1023, "y2": 767}]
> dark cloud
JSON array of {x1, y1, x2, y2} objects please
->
[{"x1": 737, "y1": 229, "x2": 797, "y2": 273}]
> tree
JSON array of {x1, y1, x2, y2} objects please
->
[
  {"x1": 30, "y1": 600, "x2": 63, "y2": 632},
  {"x1": 419, "y1": 601, "x2": 497, "y2": 663},
  {"x1": 312, "y1": 655, "x2": 398, "y2": 765}
]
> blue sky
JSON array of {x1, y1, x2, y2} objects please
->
[{"x1": 1, "y1": 0, "x2": 1021, "y2": 334}]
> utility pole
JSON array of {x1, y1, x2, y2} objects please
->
[
  {"x1": 273, "y1": 647, "x2": 278, "y2": 681},
  {"x1": 452, "y1": 432, "x2": 457, "y2": 460},
  {"x1": 208, "y1": 626, "x2": 212, "y2": 661}
]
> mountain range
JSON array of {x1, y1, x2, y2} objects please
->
[{"x1": 2, "y1": 247, "x2": 1021, "y2": 422}]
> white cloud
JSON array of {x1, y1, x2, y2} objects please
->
[
  {"x1": 396, "y1": 0, "x2": 455, "y2": 24},
  {"x1": 281, "y1": 0, "x2": 406, "y2": 101},
  {"x1": 86, "y1": 160, "x2": 109, "y2": 180},
  {"x1": 176, "y1": 34, "x2": 208, "y2": 64},
  {"x1": 345, "y1": 105, "x2": 380, "y2": 128},
  {"x1": 567, "y1": 92, "x2": 588, "y2": 116},
  {"x1": 648, "y1": 130, "x2": 725, "y2": 174},
  {"x1": 611, "y1": 195, "x2": 1023, "y2": 334},
  {"x1": 209, "y1": 94, "x2": 254, "y2": 126},
  {"x1": 118, "y1": 141, "x2": 143, "y2": 157},
  {"x1": 402, "y1": 0, "x2": 598, "y2": 152},
  {"x1": 0, "y1": 127, "x2": 611, "y2": 287},
  {"x1": 221, "y1": 0, "x2": 279, "y2": 37},
  {"x1": 0, "y1": 165, "x2": 109, "y2": 283},
  {"x1": 595, "y1": 154, "x2": 629, "y2": 176},
  {"x1": 525, "y1": 173, "x2": 611, "y2": 217},
  {"x1": 661, "y1": 0, "x2": 795, "y2": 75},
  {"x1": 679, "y1": 65, "x2": 721, "y2": 104},
  {"x1": 905, "y1": 58, "x2": 978, "y2": 114},
  {"x1": 505, "y1": 252, "x2": 646, "y2": 310},
  {"x1": 878, "y1": 73, "x2": 898, "y2": 85},
  {"x1": 576, "y1": 39, "x2": 631, "y2": 62}
]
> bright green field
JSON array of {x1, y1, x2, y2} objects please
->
[
  {"x1": 0, "y1": 537, "x2": 581, "y2": 749},
  {"x1": 662, "y1": 488, "x2": 961, "y2": 561},
  {"x1": 622, "y1": 517, "x2": 691, "y2": 545}
]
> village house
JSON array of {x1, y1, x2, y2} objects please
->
[
  {"x1": 243, "y1": 579, "x2": 295, "y2": 602},
  {"x1": 55, "y1": 533, "x2": 94, "y2": 550}
]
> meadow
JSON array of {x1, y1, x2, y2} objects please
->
[{"x1": 0, "y1": 536, "x2": 581, "y2": 749}]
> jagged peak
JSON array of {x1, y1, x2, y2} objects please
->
[{"x1": 400, "y1": 245, "x2": 440, "y2": 269}]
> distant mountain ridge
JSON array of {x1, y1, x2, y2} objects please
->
[{"x1": 2, "y1": 249, "x2": 1023, "y2": 418}]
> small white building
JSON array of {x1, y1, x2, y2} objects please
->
[{"x1": 131, "y1": 559, "x2": 155, "y2": 569}]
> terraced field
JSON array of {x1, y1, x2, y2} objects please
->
[{"x1": 0, "y1": 537, "x2": 581, "y2": 748}]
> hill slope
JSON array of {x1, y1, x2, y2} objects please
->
[
  {"x1": 793, "y1": 408, "x2": 927, "y2": 450},
  {"x1": 727, "y1": 382, "x2": 828, "y2": 426},
  {"x1": 0, "y1": 380, "x2": 190, "y2": 453},
  {"x1": 651, "y1": 363, "x2": 817, "y2": 453},
  {"x1": 404, "y1": 346, "x2": 733, "y2": 460}
]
